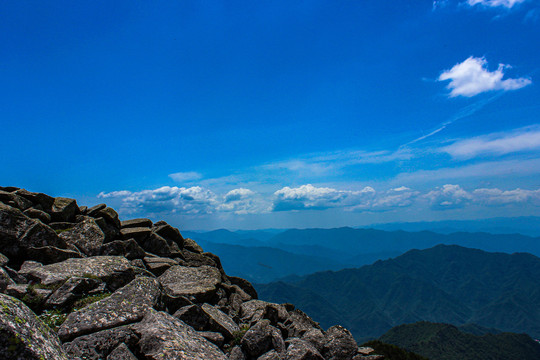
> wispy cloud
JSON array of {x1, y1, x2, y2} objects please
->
[
  {"x1": 467, "y1": 0, "x2": 526, "y2": 8},
  {"x1": 168, "y1": 171, "x2": 203, "y2": 183},
  {"x1": 441, "y1": 125, "x2": 540, "y2": 159},
  {"x1": 438, "y1": 56, "x2": 531, "y2": 97}
]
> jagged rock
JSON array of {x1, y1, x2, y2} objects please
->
[
  {"x1": 121, "y1": 226, "x2": 151, "y2": 241},
  {"x1": 258, "y1": 350, "x2": 283, "y2": 360},
  {"x1": 322, "y1": 325, "x2": 358, "y2": 360},
  {"x1": 121, "y1": 218, "x2": 153, "y2": 229},
  {"x1": 96, "y1": 207, "x2": 121, "y2": 228},
  {"x1": 15, "y1": 189, "x2": 55, "y2": 210},
  {"x1": 285, "y1": 338, "x2": 324, "y2": 360},
  {"x1": 107, "y1": 342, "x2": 138, "y2": 360},
  {"x1": 87, "y1": 203, "x2": 106, "y2": 217},
  {"x1": 183, "y1": 249, "x2": 219, "y2": 267},
  {"x1": 132, "y1": 309, "x2": 227, "y2": 360},
  {"x1": 5, "y1": 284, "x2": 29, "y2": 298},
  {"x1": 198, "y1": 330, "x2": 225, "y2": 347},
  {"x1": 174, "y1": 304, "x2": 210, "y2": 330},
  {"x1": 48, "y1": 221, "x2": 74, "y2": 231},
  {"x1": 201, "y1": 303, "x2": 240, "y2": 339},
  {"x1": 284, "y1": 309, "x2": 321, "y2": 338},
  {"x1": 0, "y1": 190, "x2": 33, "y2": 210},
  {"x1": 25, "y1": 245, "x2": 82, "y2": 264},
  {"x1": 152, "y1": 222, "x2": 184, "y2": 247},
  {"x1": 50, "y1": 197, "x2": 79, "y2": 222},
  {"x1": 357, "y1": 347, "x2": 375, "y2": 355},
  {"x1": 58, "y1": 276, "x2": 160, "y2": 341},
  {"x1": 63, "y1": 325, "x2": 139, "y2": 360},
  {"x1": 24, "y1": 207, "x2": 52, "y2": 223},
  {"x1": 241, "y1": 319, "x2": 285, "y2": 358},
  {"x1": 0, "y1": 267, "x2": 15, "y2": 292},
  {"x1": 302, "y1": 328, "x2": 326, "y2": 353},
  {"x1": 100, "y1": 239, "x2": 146, "y2": 260},
  {"x1": 0, "y1": 293, "x2": 69, "y2": 359},
  {"x1": 229, "y1": 346, "x2": 247, "y2": 360},
  {"x1": 143, "y1": 256, "x2": 178, "y2": 276},
  {"x1": 229, "y1": 275, "x2": 258, "y2": 299},
  {"x1": 0, "y1": 252, "x2": 8, "y2": 266},
  {"x1": 159, "y1": 265, "x2": 222, "y2": 303},
  {"x1": 58, "y1": 218, "x2": 106, "y2": 256},
  {"x1": 0, "y1": 203, "x2": 67, "y2": 262},
  {"x1": 139, "y1": 232, "x2": 179, "y2": 257},
  {"x1": 45, "y1": 276, "x2": 101, "y2": 309},
  {"x1": 20, "y1": 256, "x2": 135, "y2": 290},
  {"x1": 240, "y1": 300, "x2": 289, "y2": 326},
  {"x1": 0, "y1": 186, "x2": 19, "y2": 192},
  {"x1": 184, "y1": 237, "x2": 204, "y2": 253}
]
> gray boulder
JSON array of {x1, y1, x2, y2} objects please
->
[
  {"x1": 100, "y1": 239, "x2": 146, "y2": 260},
  {"x1": 45, "y1": 276, "x2": 101, "y2": 309},
  {"x1": 159, "y1": 265, "x2": 222, "y2": 303},
  {"x1": 107, "y1": 343, "x2": 138, "y2": 360},
  {"x1": 132, "y1": 309, "x2": 227, "y2": 360},
  {"x1": 50, "y1": 197, "x2": 79, "y2": 222},
  {"x1": 0, "y1": 267, "x2": 15, "y2": 292},
  {"x1": 143, "y1": 256, "x2": 178, "y2": 276},
  {"x1": 20, "y1": 256, "x2": 135, "y2": 290},
  {"x1": 23, "y1": 207, "x2": 52, "y2": 223},
  {"x1": 322, "y1": 326, "x2": 358, "y2": 360},
  {"x1": 0, "y1": 293, "x2": 69, "y2": 359},
  {"x1": 58, "y1": 218, "x2": 106, "y2": 256},
  {"x1": 0, "y1": 190, "x2": 33, "y2": 210},
  {"x1": 301, "y1": 328, "x2": 326, "y2": 353},
  {"x1": 63, "y1": 325, "x2": 139, "y2": 360},
  {"x1": 258, "y1": 350, "x2": 283, "y2": 360},
  {"x1": 120, "y1": 226, "x2": 151, "y2": 242},
  {"x1": 58, "y1": 276, "x2": 160, "y2": 341},
  {"x1": 241, "y1": 320, "x2": 285, "y2": 358},
  {"x1": 198, "y1": 331, "x2": 225, "y2": 347},
  {"x1": 240, "y1": 300, "x2": 289, "y2": 326},
  {"x1": 121, "y1": 218, "x2": 153, "y2": 229},
  {"x1": 15, "y1": 189, "x2": 55, "y2": 210},
  {"x1": 284, "y1": 309, "x2": 321, "y2": 338},
  {"x1": 173, "y1": 304, "x2": 209, "y2": 331},
  {"x1": 201, "y1": 303, "x2": 240, "y2": 339},
  {"x1": 229, "y1": 276, "x2": 258, "y2": 299},
  {"x1": 285, "y1": 338, "x2": 324, "y2": 360}
]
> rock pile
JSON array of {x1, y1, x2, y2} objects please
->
[{"x1": 0, "y1": 186, "x2": 382, "y2": 360}]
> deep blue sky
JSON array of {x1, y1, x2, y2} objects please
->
[{"x1": 2, "y1": 0, "x2": 539, "y2": 229}]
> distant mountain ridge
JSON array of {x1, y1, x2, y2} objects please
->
[{"x1": 256, "y1": 245, "x2": 540, "y2": 341}]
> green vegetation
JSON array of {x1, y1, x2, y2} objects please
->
[
  {"x1": 38, "y1": 309, "x2": 67, "y2": 332},
  {"x1": 379, "y1": 322, "x2": 540, "y2": 360},
  {"x1": 361, "y1": 340, "x2": 428, "y2": 360},
  {"x1": 72, "y1": 292, "x2": 111, "y2": 310},
  {"x1": 231, "y1": 324, "x2": 250, "y2": 346},
  {"x1": 53, "y1": 228, "x2": 72, "y2": 234}
]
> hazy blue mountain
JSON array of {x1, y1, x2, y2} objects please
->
[
  {"x1": 379, "y1": 322, "x2": 540, "y2": 360},
  {"x1": 365, "y1": 216, "x2": 540, "y2": 237},
  {"x1": 255, "y1": 245, "x2": 540, "y2": 341}
]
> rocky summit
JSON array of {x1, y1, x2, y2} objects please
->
[{"x1": 0, "y1": 186, "x2": 382, "y2": 360}]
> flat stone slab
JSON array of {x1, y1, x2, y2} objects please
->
[
  {"x1": 121, "y1": 218, "x2": 153, "y2": 229},
  {"x1": 0, "y1": 293, "x2": 69, "y2": 360},
  {"x1": 132, "y1": 310, "x2": 226, "y2": 360},
  {"x1": 201, "y1": 303, "x2": 240, "y2": 339},
  {"x1": 58, "y1": 218, "x2": 105, "y2": 256},
  {"x1": 20, "y1": 256, "x2": 135, "y2": 289},
  {"x1": 120, "y1": 227, "x2": 151, "y2": 241},
  {"x1": 158, "y1": 265, "x2": 221, "y2": 302},
  {"x1": 58, "y1": 276, "x2": 160, "y2": 341}
]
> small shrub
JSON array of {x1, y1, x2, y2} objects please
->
[
  {"x1": 39, "y1": 309, "x2": 67, "y2": 332},
  {"x1": 72, "y1": 292, "x2": 111, "y2": 310},
  {"x1": 231, "y1": 324, "x2": 250, "y2": 346}
]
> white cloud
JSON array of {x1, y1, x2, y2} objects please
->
[
  {"x1": 438, "y1": 56, "x2": 531, "y2": 97},
  {"x1": 98, "y1": 190, "x2": 132, "y2": 199},
  {"x1": 425, "y1": 184, "x2": 540, "y2": 210},
  {"x1": 218, "y1": 188, "x2": 267, "y2": 214},
  {"x1": 441, "y1": 126, "x2": 540, "y2": 159},
  {"x1": 168, "y1": 171, "x2": 203, "y2": 182},
  {"x1": 467, "y1": 0, "x2": 526, "y2": 8}
]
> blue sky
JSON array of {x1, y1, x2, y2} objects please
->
[{"x1": 1, "y1": 0, "x2": 540, "y2": 229}]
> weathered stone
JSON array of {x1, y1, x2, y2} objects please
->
[
  {"x1": 0, "y1": 293, "x2": 69, "y2": 359},
  {"x1": 201, "y1": 303, "x2": 240, "y2": 339},
  {"x1": 107, "y1": 342, "x2": 138, "y2": 360},
  {"x1": 100, "y1": 239, "x2": 146, "y2": 260},
  {"x1": 121, "y1": 218, "x2": 153, "y2": 229},
  {"x1": 0, "y1": 203, "x2": 67, "y2": 262},
  {"x1": 159, "y1": 265, "x2": 221, "y2": 303},
  {"x1": 285, "y1": 338, "x2": 324, "y2": 360},
  {"x1": 121, "y1": 226, "x2": 151, "y2": 241},
  {"x1": 258, "y1": 350, "x2": 284, "y2": 360},
  {"x1": 0, "y1": 186, "x2": 19, "y2": 192},
  {"x1": 45, "y1": 276, "x2": 101, "y2": 308},
  {"x1": 140, "y1": 232, "x2": 177, "y2": 257},
  {"x1": 48, "y1": 221, "x2": 74, "y2": 231},
  {"x1": 132, "y1": 309, "x2": 227, "y2": 360},
  {"x1": 97, "y1": 207, "x2": 121, "y2": 228},
  {"x1": 79, "y1": 205, "x2": 88, "y2": 214},
  {"x1": 25, "y1": 245, "x2": 82, "y2": 264},
  {"x1": 94, "y1": 216, "x2": 121, "y2": 241},
  {"x1": 152, "y1": 222, "x2": 184, "y2": 247},
  {"x1": 198, "y1": 331, "x2": 225, "y2": 347},
  {"x1": 240, "y1": 300, "x2": 289, "y2": 326},
  {"x1": 58, "y1": 218, "x2": 106, "y2": 256},
  {"x1": 184, "y1": 237, "x2": 204, "y2": 253},
  {"x1": 284, "y1": 309, "x2": 321, "y2": 338},
  {"x1": 322, "y1": 325, "x2": 358, "y2": 360},
  {"x1": 24, "y1": 207, "x2": 52, "y2": 223},
  {"x1": 357, "y1": 347, "x2": 375, "y2": 355},
  {"x1": 0, "y1": 252, "x2": 8, "y2": 266},
  {"x1": 241, "y1": 320, "x2": 285, "y2": 358},
  {"x1": 302, "y1": 328, "x2": 326, "y2": 352},
  {"x1": 5, "y1": 283, "x2": 28, "y2": 298},
  {"x1": 144, "y1": 256, "x2": 178, "y2": 276},
  {"x1": 173, "y1": 304, "x2": 210, "y2": 331},
  {"x1": 58, "y1": 276, "x2": 160, "y2": 341},
  {"x1": 229, "y1": 275, "x2": 258, "y2": 299},
  {"x1": 20, "y1": 256, "x2": 135, "y2": 290},
  {"x1": 50, "y1": 197, "x2": 79, "y2": 222},
  {"x1": 19, "y1": 260, "x2": 42, "y2": 272},
  {"x1": 0, "y1": 267, "x2": 15, "y2": 291},
  {"x1": 183, "y1": 249, "x2": 219, "y2": 267},
  {"x1": 15, "y1": 189, "x2": 55, "y2": 210},
  {"x1": 0, "y1": 190, "x2": 33, "y2": 210},
  {"x1": 87, "y1": 203, "x2": 107, "y2": 217},
  {"x1": 229, "y1": 346, "x2": 247, "y2": 360},
  {"x1": 63, "y1": 325, "x2": 139, "y2": 360}
]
